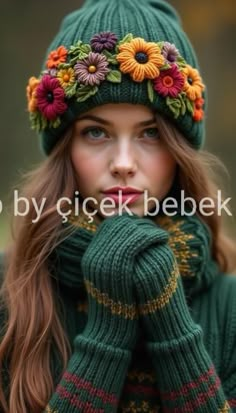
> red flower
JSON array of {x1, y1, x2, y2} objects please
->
[
  {"x1": 193, "y1": 97, "x2": 204, "y2": 121},
  {"x1": 153, "y1": 64, "x2": 185, "y2": 98},
  {"x1": 36, "y1": 75, "x2": 67, "y2": 120}
]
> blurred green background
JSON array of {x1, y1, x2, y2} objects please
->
[{"x1": 0, "y1": 0, "x2": 236, "y2": 248}]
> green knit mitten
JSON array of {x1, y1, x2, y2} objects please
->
[
  {"x1": 79, "y1": 212, "x2": 168, "y2": 351},
  {"x1": 132, "y1": 215, "x2": 230, "y2": 412},
  {"x1": 134, "y1": 214, "x2": 213, "y2": 343}
]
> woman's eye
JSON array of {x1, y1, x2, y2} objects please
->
[
  {"x1": 143, "y1": 128, "x2": 160, "y2": 139},
  {"x1": 81, "y1": 127, "x2": 106, "y2": 140}
]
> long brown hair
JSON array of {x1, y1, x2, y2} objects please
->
[{"x1": 0, "y1": 112, "x2": 236, "y2": 412}]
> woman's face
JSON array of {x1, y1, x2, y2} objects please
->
[{"x1": 71, "y1": 103, "x2": 176, "y2": 220}]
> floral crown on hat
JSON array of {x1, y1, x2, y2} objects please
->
[{"x1": 26, "y1": 31, "x2": 205, "y2": 133}]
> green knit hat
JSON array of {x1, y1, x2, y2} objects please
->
[{"x1": 26, "y1": 0, "x2": 207, "y2": 155}]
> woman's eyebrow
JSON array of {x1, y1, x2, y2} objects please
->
[{"x1": 76, "y1": 115, "x2": 156, "y2": 126}]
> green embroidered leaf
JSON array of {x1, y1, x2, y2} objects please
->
[
  {"x1": 30, "y1": 111, "x2": 47, "y2": 131},
  {"x1": 177, "y1": 56, "x2": 187, "y2": 67},
  {"x1": 119, "y1": 33, "x2": 134, "y2": 45},
  {"x1": 147, "y1": 80, "x2": 154, "y2": 103},
  {"x1": 106, "y1": 70, "x2": 122, "y2": 83},
  {"x1": 160, "y1": 64, "x2": 171, "y2": 71},
  {"x1": 69, "y1": 55, "x2": 81, "y2": 65},
  {"x1": 58, "y1": 63, "x2": 71, "y2": 70},
  {"x1": 166, "y1": 96, "x2": 183, "y2": 119},
  {"x1": 80, "y1": 44, "x2": 92, "y2": 53},
  {"x1": 68, "y1": 42, "x2": 91, "y2": 63},
  {"x1": 41, "y1": 115, "x2": 48, "y2": 130},
  {"x1": 180, "y1": 99, "x2": 186, "y2": 116},
  {"x1": 64, "y1": 82, "x2": 78, "y2": 98},
  {"x1": 157, "y1": 41, "x2": 165, "y2": 50},
  {"x1": 76, "y1": 85, "x2": 98, "y2": 102},
  {"x1": 102, "y1": 50, "x2": 118, "y2": 65},
  {"x1": 68, "y1": 41, "x2": 83, "y2": 54},
  {"x1": 185, "y1": 97, "x2": 194, "y2": 114},
  {"x1": 78, "y1": 51, "x2": 89, "y2": 60},
  {"x1": 50, "y1": 117, "x2": 61, "y2": 129}
]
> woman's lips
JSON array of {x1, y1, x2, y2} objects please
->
[{"x1": 101, "y1": 192, "x2": 142, "y2": 205}]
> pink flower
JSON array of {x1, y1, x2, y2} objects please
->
[
  {"x1": 153, "y1": 64, "x2": 185, "y2": 98},
  {"x1": 74, "y1": 52, "x2": 109, "y2": 86},
  {"x1": 161, "y1": 42, "x2": 179, "y2": 64},
  {"x1": 36, "y1": 75, "x2": 67, "y2": 120}
]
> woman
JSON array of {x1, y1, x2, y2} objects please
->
[{"x1": 0, "y1": 0, "x2": 236, "y2": 411}]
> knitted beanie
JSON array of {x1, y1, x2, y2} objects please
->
[{"x1": 26, "y1": 0, "x2": 207, "y2": 155}]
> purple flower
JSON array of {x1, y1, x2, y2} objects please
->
[
  {"x1": 162, "y1": 42, "x2": 179, "y2": 64},
  {"x1": 153, "y1": 64, "x2": 185, "y2": 98},
  {"x1": 36, "y1": 74, "x2": 67, "y2": 120},
  {"x1": 91, "y1": 31, "x2": 118, "y2": 52},
  {"x1": 74, "y1": 52, "x2": 110, "y2": 86}
]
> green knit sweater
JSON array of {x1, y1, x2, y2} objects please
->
[{"x1": 0, "y1": 212, "x2": 236, "y2": 412}]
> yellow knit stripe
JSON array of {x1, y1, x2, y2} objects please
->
[
  {"x1": 127, "y1": 369, "x2": 156, "y2": 383},
  {"x1": 155, "y1": 216, "x2": 198, "y2": 278},
  {"x1": 68, "y1": 213, "x2": 97, "y2": 232},
  {"x1": 218, "y1": 401, "x2": 230, "y2": 412},
  {"x1": 120, "y1": 400, "x2": 161, "y2": 412},
  {"x1": 84, "y1": 279, "x2": 138, "y2": 320},
  {"x1": 45, "y1": 406, "x2": 57, "y2": 413},
  {"x1": 138, "y1": 262, "x2": 180, "y2": 315}
]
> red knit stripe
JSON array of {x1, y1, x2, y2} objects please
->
[
  {"x1": 161, "y1": 365, "x2": 216, "y2": 400},
  {"x1": 163, "y1": 378, "x2": 221, "y2": 413},
  {"x1": 229, "y1": 399, "x2": 236, "y2": 407},
  {"x1": 124, "y1": 383, "x2": 160, "y2": 397},
  {"x1": 62, "y1": 371, "x2": 118, "y2": 405},
  {"x1": 56, "y1": 384, "x2": 104, "y2": 412}
]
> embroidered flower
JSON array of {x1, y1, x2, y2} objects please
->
[
  {"x1": 153, "y1": 64, "x2": 185, "y2": 98},
  {"x1": 27, "y1": 33, "x2": 206, "y2": 132},
  {"x1": 116, "y1": 38, "x2": 165, "y2": 82},
  {"x1": 57, "y1": 67, "x2": 75, "y2": 89},
  {"x1": 74, "y1": 52, "x2": 110, "y2": 86},
  {"x1": 182, "y1": 65, "x2": 205, "y2": 101},
  {"x1": 91, "y1": 31, "x2": 118, "y2": 52},
  {"x1": 36, "y1": 74, "x2": 67, "y2": 120},
  {"x1": 193, "y1": 97, "x2": 204, "y2": 121},
  {"x1": 26, "y1": 76, "x2": 40, "y2": 112},
  {"x1": 161, "y1": 42, "x2": 179, "y2": 64},
  {"x1": 46, "y1": 46, "x2": 68, "y2": 69}
]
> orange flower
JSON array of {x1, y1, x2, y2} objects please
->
[
  {"x1": 26, "y1": 76, "x2": 40, "y2": 112},
  {"x1": 182, "y1": 65, "x2": 205, "y2": 101},
  {"x1": 193, "y1": 97, "x2": 204, "y2": 121},
  {"x1": 116, "y1": 38, "x2": 165, "y2": 82},
  {"x1": 46, "y1": 46, "x2": 68, "y2": 69}
]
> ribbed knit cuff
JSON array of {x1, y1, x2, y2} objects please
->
[
  {"x1": 146, "y1": 327, "x2": 229, "y2": 412},
  {"x1": 46, "y1": 335, "x2": 131, "y2": 412}
]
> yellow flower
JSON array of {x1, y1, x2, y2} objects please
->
[
  {"x1": 57, "y1": 67, "x2": 75, "y2": 89},
  {"x1": 116, "y1": 37, "x2": 165, "y2": 82},
  {"x1": 182, "y1": 64, "x2": 205, "y2": 101},
  {"x1": 26, "y1": 76, "x2": 40, "y2": 112}
]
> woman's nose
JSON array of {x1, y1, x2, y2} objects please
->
[{"x1": 109, "y1": 141, "x2": 137, "y2": 178}]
